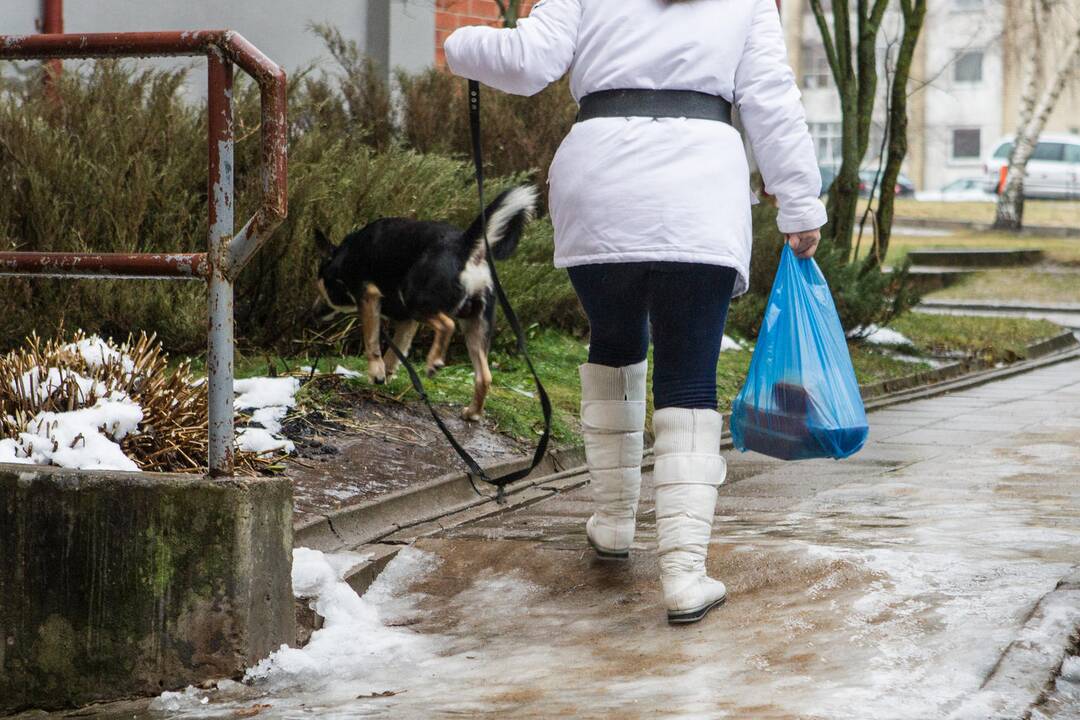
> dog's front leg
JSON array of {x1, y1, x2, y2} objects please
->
[
  {"x1": 461, "y1": 316, "x2": 492, "y2": 422},
  {"x1": 383, "y1": 320, "x2": 419, "y2": 378},
  {"x1": 361, "y1": 286, "x2": 386, "y2": 384}
]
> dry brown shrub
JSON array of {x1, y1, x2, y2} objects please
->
[{"x1": 0, "y1": 331, "x2": 266, "y2": 473}]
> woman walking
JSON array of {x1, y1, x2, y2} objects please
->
[{"x1": 445, "y1": 0, "x2": 825, "y2": 624}]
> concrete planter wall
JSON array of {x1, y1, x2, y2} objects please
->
[{"x1": 0, "y1": 466, "x2": 294, "y2": 713}]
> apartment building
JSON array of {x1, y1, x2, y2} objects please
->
[{"x1": 783, "y1": 0, "x2": 1080, "y2": 192}]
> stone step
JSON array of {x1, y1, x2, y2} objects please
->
[
  {"x1": 906, "y1": 247, "x2": 1044, "y2": 268},
  {"x1": 887, "y1": 266, "x2": 974, "y2": 292}
]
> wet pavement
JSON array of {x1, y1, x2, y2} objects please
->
[
  {"x1": 283, "y1": 389, "x2": 523, "y2": 526},
  {"x1": 35, "y1": 359, "x2": 1080, "y2": 719}
]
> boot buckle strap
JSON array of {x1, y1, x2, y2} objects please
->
[{"x1": 652, "y1": 454, "x2": 727, "y2": 487}]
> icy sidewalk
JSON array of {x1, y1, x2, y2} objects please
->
[{"x1": 136, "y1": 359, "x2": 1080, "y2": 720}]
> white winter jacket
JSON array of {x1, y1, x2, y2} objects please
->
[{"x1": 445, "y1": 0, "x2": 827, "y2": 296}]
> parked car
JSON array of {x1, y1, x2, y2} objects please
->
[
  {"x1": 858, "y1": 168, "x2": 915, "y2": 197},
  {"x1": 914, "y1": 177, "x2": 994, "y2": 202},
  {"x1": 819, "y1": 165, "x2": 838, "y2": 196},
  {"x1": 983, "y1": 133, "x2": 1080, "y2": 199}
]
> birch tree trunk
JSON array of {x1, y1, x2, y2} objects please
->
[
  {"x1": 871, "y1": 0, "x2": 927, "y2": 268},
  {"x1": 994, "y1": 4, "x2": 1080, "y2": 231}
]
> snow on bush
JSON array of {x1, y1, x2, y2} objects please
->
[
  {"x1": 234, "y1": 377, "x2": 299, "y2": 456},
  {"x1": 0, "y1": 332, "x2": 294, "y2": 472}
]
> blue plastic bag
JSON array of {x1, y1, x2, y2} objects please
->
[{"x1": 730, "y1": 245, "x2": 869, "y2": 460}]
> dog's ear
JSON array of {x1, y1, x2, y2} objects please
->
[{"x1": 314, "y1": 228, "x2": 337, "y2": 258}]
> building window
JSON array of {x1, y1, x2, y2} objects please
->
[
  {"x1": 952, "y1": 128, "x2": 982, "y2": 160},
  {"x1": 953, "y1": 50, "x2": 984, "y2": 83},
  {"x1": 801, "y1": 44, "x2": 833, "y2": 89},
  {"x1": 809, "y1": 122, "x2": 843, "y2": 169}
]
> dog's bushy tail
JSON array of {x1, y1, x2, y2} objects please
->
[{"x1": 461, "y1": 184, "x2": 539, "y2": 263}]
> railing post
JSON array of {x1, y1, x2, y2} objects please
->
[
  {"x1": 41, "y1": 0, "x2": 64, "y2": 94},
  {"x1": 207, "y1": 48, "x2": 235, "y2": 477}
]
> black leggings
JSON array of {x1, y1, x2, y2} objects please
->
[{"x1": 567, "y1": 262, "x2": 737, "y2": 410}]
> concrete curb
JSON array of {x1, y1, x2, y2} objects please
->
[
  {"x1": 921, "y1": 299, "x2": 1080, "y2": 314},
  {"x1": 293, "y1": 446, "x2": 587, "y2": 552},
  {"x1": 894, "y1": 216, "x2": 1080, "y2": 238},
  {"x1": 906, "y1": 248, "x2": 1043, "y2": 268},
  {"x1": 860, "y1": 330, "x2": 1079, "y2": 402},
  {"x1": 948, "y1": 567, "x2": 1080, "y2": 720}
]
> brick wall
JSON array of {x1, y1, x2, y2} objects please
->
[{"x1": 436, "y1": 0, "x2": 535, "y2": 65}]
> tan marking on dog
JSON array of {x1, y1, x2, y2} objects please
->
[
  {"x1": 461, "y1": 316, "x2": 492, "y2": 421},
  {"x1": 315, "y1": 278, "x2": 357, "y2": 315},
  {"x1": 361, "y1": 285, "x2": 385, "y2": 383},
  {"x1": 383, "y1": 319, "x2": 419, "y2": 378},
  {"x1": 425, "y1": 313, "x2": 455, "y2": 376}
]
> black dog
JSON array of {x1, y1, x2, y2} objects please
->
[{"x1": 315, "y1": 185, "x2": 538, "y2": 421}]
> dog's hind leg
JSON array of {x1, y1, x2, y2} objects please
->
[
  {"x1": 426, "y1": 313, "x2": 455, "y2": 377},
  {"x1": 361, "y1": 286, "x2": 386, "y2": 384},
  {"x1": 461, "y1": 315, "x2": 492, "y2": 422},
  {"x1": 383, "y1": 319, "x2": 419, "y2": 378}
]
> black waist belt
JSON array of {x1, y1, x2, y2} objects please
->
[{"x1": 576, "y1": 89, "x2": 733, "y2": 124}]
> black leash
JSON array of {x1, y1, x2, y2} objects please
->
[{"x1": 381, "y1": 80, "x2": 553, "y2": 503}]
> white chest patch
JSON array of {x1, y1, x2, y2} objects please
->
[{"x1": 459, "y1": 262, "x2": 493, "y2": 296}]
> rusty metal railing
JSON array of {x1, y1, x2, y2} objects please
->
[{"x1": 0, "y1": 31, "x2": 288, "y2": 476}]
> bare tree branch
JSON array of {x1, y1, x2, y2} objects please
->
[{"x1": 808, "y1": 0, "x2": 843, "y2": 84}]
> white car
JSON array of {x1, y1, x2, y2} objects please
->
[
  {"x1": 915, "y1": 177, "x2": 994, "y2": 202},
  {"x1": 983, "y1": 133, "x2": 1080, "y2": 199}
]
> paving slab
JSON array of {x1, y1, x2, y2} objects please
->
[{"x1": 879, "y1": 426, "x2": 1002, "y2": 446}]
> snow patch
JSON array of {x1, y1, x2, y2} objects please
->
[
  {"x1": 333, "y1": 365, "x2": 363, "y2": 379},
  {"x1": 0, "y1": 438, "x2": 31, "y2": 464},
  {"x1": 233, "y1": 377, "x2": 299, "y2": 456},
  {"x1": 62, "y1": 335, "x2": 136, "y2": 373},
  {"x1": 235, "y1": 427, "x2": 295, "y2": 456},
  {"x1": 12, "y1": 366, "x2": 110, "y2": 404},
  {"x1": 721, "y1": 334, "x2": 743, "y2": 352},
  {"x1": 852, "y1": 324, "x2": 915, "y2": 347},
  {"x1": 13, "y1": 396, "x2": 143, "y2": 471},
  {"x1": 245, "y1": 546, "x2": 441, "y2": 693},
  {"x1": 149, "y1": 686, "x2": 209, "y2": 711},
  {"x1": 234, "y1": 377, "x2": 300, "y2": 411},
  {"x1": 251, "y1": 406, "x2": 287, "y2": 434}
]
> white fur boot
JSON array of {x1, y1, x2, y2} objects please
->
[
  {"x1": 653, "y1": 407, "x2": 728, "y2": 624},
  {"x1": 580, "y1": 360, "x2": 648, "y2": 560}
]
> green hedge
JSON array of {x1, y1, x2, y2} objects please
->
[{"x1": 0, "y1": 28, "x2": 911, "y2": 354}]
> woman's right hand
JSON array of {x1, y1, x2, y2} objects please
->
[{"x1": 785, "y1": 229, "x2": 821, "y2": 259}]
